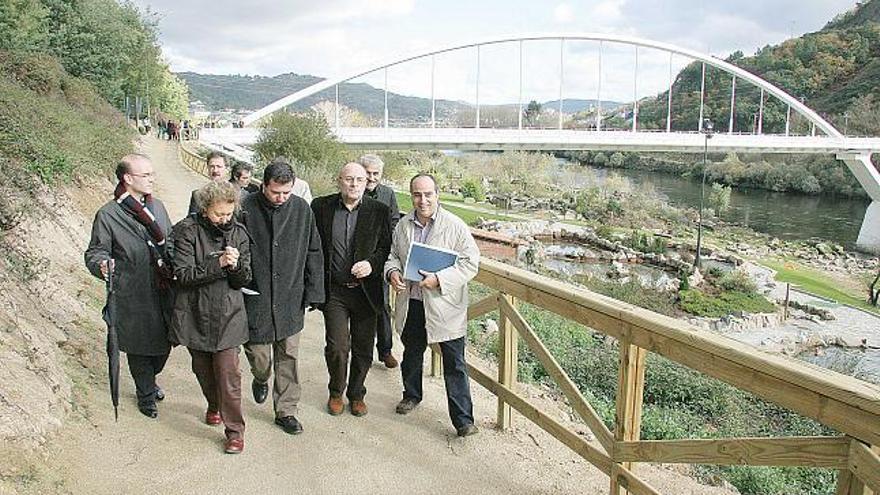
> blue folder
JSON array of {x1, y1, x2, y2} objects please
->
[{"x1": 403, "y1": 242, "x2": 459, "y2": 282}]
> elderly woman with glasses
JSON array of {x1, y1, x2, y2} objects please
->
[{"x1": 169, "y1": 181, "x2": 252, "y2": 454}]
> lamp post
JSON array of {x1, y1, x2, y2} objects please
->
[{"x1": 694, "y1": 118, "x2": 714, "y2": 269}]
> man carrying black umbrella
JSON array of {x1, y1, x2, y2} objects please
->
[{"x1": 85, "y1": 153, "x2": 173, "y2": 419}]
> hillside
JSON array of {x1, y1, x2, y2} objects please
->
[
  {"x1": 637, "y1": 1, "x2": 880, "y2": 134},
  {"x1": 179, "y1": 71, "x2": 622, "y2": 120},
  {"x1": 179, "y1": 71, "x2": 469, "y2": 121}
]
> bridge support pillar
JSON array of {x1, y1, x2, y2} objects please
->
[
  {"x1": 858, "y1": 201, "x2": 880, "y2": 255},
  {"x1": 837, "y1": 153, "x2": 880, "y2": 254}
]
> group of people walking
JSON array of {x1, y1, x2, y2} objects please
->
[{"x1": 84, "y1": 150, "x2": 481, "y2": 455}]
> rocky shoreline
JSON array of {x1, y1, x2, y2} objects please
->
[{"x1": 475, "y1": 218, "x2": 880, "y2": 362}]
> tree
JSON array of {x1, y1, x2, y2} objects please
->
[
  {"x1": 253, "y1": 111, "x2": 347, "y2": 171},
  {"x1": 523, "y1": 100, "x2": 542, "y2": 126},
  {"x1": 708, "y1": 182, "x2": 732, "y2": 217},
  {"x1": 154, "y1": 69, "x2": 189, "y2": 119},
  {"x1": 609, "y1": 152, "x2": 626, "y2": 168},
  {"x1": 0, "y1": 0, "x2": 48, "y2": 52}
]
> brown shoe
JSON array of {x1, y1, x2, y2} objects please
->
[
  {"x1": 224, "y1": 437, "x2": 244, "y2": 454},
  {"x1": 205, "y1": 410, "x2": 222, "y2": 426},
  {"x1": 327, "y1": 396, "x2": 344, "y2": 416},
  {"x1": 350, "y1": 400, "x2": 368, "y2": 417},
  {"x1": 381, "y1": 353, "x2": 399, "y2": 369}
]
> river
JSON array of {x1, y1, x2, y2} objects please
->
[{"x1": 558, "y1": 162, "x2": 871, "y2": 249}]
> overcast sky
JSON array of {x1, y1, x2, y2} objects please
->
[{"x1": 134, "y1": 0, "x2": 857, "y2": 104}]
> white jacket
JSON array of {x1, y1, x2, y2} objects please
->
[{"x1": 384, "y1": 207, "x2": 480, "y2": 344}]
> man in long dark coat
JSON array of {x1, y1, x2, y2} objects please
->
[
  {"x1": 311, "y1": 162, "x2": 391, "y2": 417},
  {"x1": 240, "y1": 158, "x2": 324, "y2": 435},
  {"x1": 84, "y1": 153, "x2": 172, "y2": 419}
]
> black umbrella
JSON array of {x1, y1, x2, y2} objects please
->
[{"x1": 103, "y1": 259, "x2": 120, "y2": 421}]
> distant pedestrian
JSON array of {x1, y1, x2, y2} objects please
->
[
  {"x1": 84, "y1": 153, "x2": 173, "y2": 419},
  {"x1": 170, "y1": 181, "x2": 251, "y2": 454}
]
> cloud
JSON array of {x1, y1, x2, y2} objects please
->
[
  {"x1": 553, "y1": 3, "x2": 574, "y2": 24},
  {"x1": 134, "y1": 0, "x2": 858, "y2": 104}
]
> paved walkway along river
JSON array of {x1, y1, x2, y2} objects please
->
[{"x1": 30, "y1": 136, "x2": 736, "y2": 494}]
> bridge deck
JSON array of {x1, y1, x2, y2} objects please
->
[{"x1": 201, "y1": 127, "x2": 880, "y2": 155}]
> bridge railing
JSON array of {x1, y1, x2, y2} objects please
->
[{"x1": 449, "y1": 257, "x2": 880, "y2": 495}]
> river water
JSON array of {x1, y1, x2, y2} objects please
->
[{"x1": 559, "y1": 163, "x2": 871, "y2": 249}]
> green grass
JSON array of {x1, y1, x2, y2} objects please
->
[
  {"x1": 679, "y1": 289, "x2": 776, "y2": 317},
  {"x1": 761, "y1": 259, "x2": 879, "y2": 314},
  {"x1": 394, "y1": 191, "x2": 514, "y2": 225}
]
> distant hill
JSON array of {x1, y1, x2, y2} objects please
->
[
  {"x1": 179, "y1": 71, "x2": 622, "y2": 121},
  {"x1": 636, "y1": 1, "x2": 880, "y2": 135},
  {"x1": 179, "y1": 71, "x2": 469, "y2": 121}
]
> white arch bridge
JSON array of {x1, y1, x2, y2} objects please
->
[{"x1": 200, "y1": 33, "x2": 880, "y2": 253}]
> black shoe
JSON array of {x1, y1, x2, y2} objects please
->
[
  {"x1": 456, "y1": 423, "x2": 479, "y2": 437},
  {"x1": 252, "y1": 379, "x2": 269, "y2": 404},
  {"x1": 395, "y1": 398, "x2": 419, "y2": 415},
  {"x1": 155, "y1": 387, "x2": 165, "y2": 402},
  {"x1": 274, "y1": 415, "x2": 303, "y2": 435},
  {"x1": 138, "y1": 403, "x2": 158, "y2": 419}
]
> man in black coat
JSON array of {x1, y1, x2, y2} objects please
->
[
  {"x1": 358, "y1": 153, "x2": 401, "y2": 369},
  {"x1": 240, "y1": 159, "x2": 324, "y2": 435},
  {"x1": 84, "y1": 153, "x2": 172, "y2": 419},
  {"x1": 311, "y1": 162, "x2": 391, "y2": 417}
]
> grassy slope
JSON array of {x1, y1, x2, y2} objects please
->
[
  {"x1": 0, "y1": 51, "x2": 133, "y2": 185},
  {"x1": 761, "y1": 259, "x2": 878, "y2": 314},
  {"x1": 394, "y1": 191, "x2": 513, "y2": 224}
]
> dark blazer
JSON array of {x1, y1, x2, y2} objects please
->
[
  {"x1": 241, "y1": 191, "x2": 324, "y2": 344},
  {"x1": 84, "y1": 199, "x2": 173, "y2": 356},
  {"x1": 168, "y1": 215, "x2": 252, "y2": 352},
  {"x1": 366, "y1": 183, "x2": 401, "y2": 232},
  {"x1": 311, "y1": 194, "x2": 391, "y2": 313}
]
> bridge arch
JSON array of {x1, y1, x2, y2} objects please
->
[{"x1": 242, "y1": 32, "x2": 842, "y2": 138}]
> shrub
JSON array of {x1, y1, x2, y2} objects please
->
[
  {"x1": 716, "y1": 269, "x2": 758, "y2": 293},
  {"x1": 460, "y1": 178, "x2": 485, "y2": 202},
  {"x1": 679, "y1": 289, "x2": 776, "y2": 317}
]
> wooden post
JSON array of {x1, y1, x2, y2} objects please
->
[
  {"x1": 784, "y1": 283, "x2": 791, "y2": 320},
  {"x1": 611, "y1": 337, "x2": 647, "y2": 495},
  {"x1": 836, "y1": 469, "x2": 864, "y2": 495},
  {"x1": 497, "y1": 294, "x2": 518, "y2": 430}
]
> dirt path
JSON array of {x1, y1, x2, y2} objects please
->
[{"x1": 16, "y1": 136, "x2": 735, "y2": 495}]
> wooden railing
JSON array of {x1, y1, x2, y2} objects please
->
[
  {"x1": 444, "y1": 257, "x2": 880, "y2": 495},
  {"x1": 178, "y1": 143, "x2": 207, "y2": 175}
]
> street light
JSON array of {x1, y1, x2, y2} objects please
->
[{"x1": 694, "y1": 118, "x2": 714, "y2": 269}]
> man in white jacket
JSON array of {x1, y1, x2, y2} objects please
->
[{"x1": 384, "y1": 173, "x2": 481, "y2": 437}]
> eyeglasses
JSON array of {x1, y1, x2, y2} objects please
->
[{"x1": 128, "y1": 172, "x2": 155, "y2": 179}]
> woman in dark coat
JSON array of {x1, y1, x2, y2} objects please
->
[{"x1": 170, "y1": 181, "x2": 252, "y2": 454}]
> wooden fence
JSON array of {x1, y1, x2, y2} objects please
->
[{"x1": 449, "y1": 257, "x2": 880, "y2": 495}]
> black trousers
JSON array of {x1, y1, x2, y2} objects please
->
[
  {"x1": 400, "y1": 299, "x2": 474, "y2": 429},
  {"x1": 375, "y1": 280, "x2": 394, "y2": 358},
  {"x1": 127, "y1": 353, "x2": 169, "y2": 407},
  {"x1": 322, "y1": 286, "x2": 377, "y2": 401}
]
